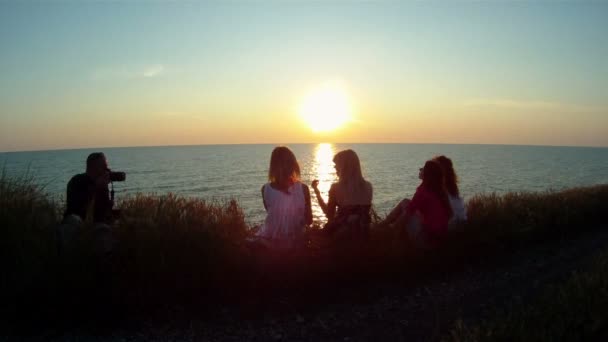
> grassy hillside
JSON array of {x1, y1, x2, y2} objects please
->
[
  {"x1": 447, "y1": 247, "x2": 608, "y2": 341},
  {"x1": 1, "y1": 171, "x2": 607, "y2": 331}
]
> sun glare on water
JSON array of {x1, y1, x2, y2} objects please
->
[{"x1": 299, "y1": 83, "x2": 352, "y2": 132}]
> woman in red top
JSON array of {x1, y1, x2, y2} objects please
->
[{"x1": 381, "y1": 159, "x2": 453, "y2": 248}]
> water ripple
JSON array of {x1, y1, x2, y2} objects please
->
[{"x1": 2, "y1": 144, "x2": 607, "y2": 225}]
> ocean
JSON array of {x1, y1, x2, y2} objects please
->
[{"x1": 2, "y1": 143, "x2": 608, "y2": 225}]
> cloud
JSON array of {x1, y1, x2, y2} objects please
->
[
  {"x1": 461, "y1": 98, "x2": 605, "y2": 114},
  {"x1": 142, "y1": 65, "x2": 164, "y2": 78},
  {"x1": 91, "y1": 64, "x2": 166, "y2": 80}
]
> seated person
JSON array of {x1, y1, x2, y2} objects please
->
[
  {"x1": 59, "y1": 152, "x2": 118, "y2": 255},
  {"x1": 255, "y1": 146, "x2": 313, "y2": 250},
  {"x1": 63, "y1": 152, "x2": 114, "y2": 224},
  {"x1": 381, "y1": 159, "x2": 453, "y2": 248},
  {"x1": 433, "y1": 155, "x2": 467, "y2": 228},
  {"x1": 312, "y1": 149, "x2": 373, "y2": 240}
]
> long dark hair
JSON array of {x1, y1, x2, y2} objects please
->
[
  {"x1": 434, "y1": 155, "x2": 459, "y2": 197},
  {"x1": 421, "y1": 159, "x2": 452, "y2": 217},
  {"x1": 268, "y1": 146, "x2": 300, "y2": 193}
]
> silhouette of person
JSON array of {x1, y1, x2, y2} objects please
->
[
  {"x1": 255, "y1": 146, "x2": 313, "y2": 249},
  {"x1": 312, "y1": 149, "x2": 373, "y2": 240},
  {"x1": 433, "y1": 155, "x2": 467, "y2": 228},
  {"x1": 63, "y1": 152, "x2": 114, "y2": 224},
  {"x1": 381, "y1": 159, "x2": 452, "y2": 248}
]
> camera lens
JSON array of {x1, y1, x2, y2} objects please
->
[{"x1": 109, "y1": 171, "x2": 126, "y2": 182}]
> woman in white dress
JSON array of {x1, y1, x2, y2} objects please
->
[
  {"x1": 256, "y1": 146, "x2": 312, "y2": 249},
  {"x1": 433, "y1": 155, "x2": 467, "y2": 227}
]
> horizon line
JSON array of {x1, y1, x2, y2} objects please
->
[{"x1": 2, "y1": 141, "x2": 608, "y2": 154}]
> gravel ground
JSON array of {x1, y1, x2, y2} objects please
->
[{"x1": 13, "y1": 227, "x2": 608, "y2": 342}]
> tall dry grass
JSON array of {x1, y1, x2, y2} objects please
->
[
  {"x1": 0, "y1": 171, "x2": 58, "y2": 313},
  {"x1": 453, "y1": 186, "x2": 608, "y2": 251},
  {"x1": 1, "y1": 172, "x2": 607, "y2": 330},
  {"x1": 110, "y1": 194, "x2": 251, "y2": 310}
]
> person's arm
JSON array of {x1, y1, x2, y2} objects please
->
[
  {"x1": 382, "y1": 198, "x2": 410, "y2": 226},
  {"x1": 391, "y1": 195, "x2": 421, "y2": 230},
  {"x1": 326, "y1": 184, "x2": 337, "y2": 220},
  {"x1": 93, "y1": 172, "x2": 113, "y2": 223},
  {"x1": 97, "y1": 186, "x2": 113, "y2": 220},
  {"x1": 66, "y1": 176, "x2": 89, "y2": 220},
  {"x1": 261, "y1": 184, "x2": 268, "y2": 211},
  {"x1": 405, "y1": 187, "x2": 423, "y2": 216},
  {"x1": 311, "y1": 180, "x2": 327, "y2": 215},
  {"x1": 312, "y1": 180, "x2": 337, "y2": 219},
  {"x1": 302, "y1": 184, "x2": 313, "y2": 225}
]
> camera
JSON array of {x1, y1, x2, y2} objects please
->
[{"x1": 109, "y1": 171, "x2": 126, "y2": 182}]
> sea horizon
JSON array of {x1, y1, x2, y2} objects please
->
[
  {"x1": 2, "y1": 143, "x2": 607, "y2": 226},
  {"x1": 3, "y1": 141, "x2": 608, "y2": 154}
]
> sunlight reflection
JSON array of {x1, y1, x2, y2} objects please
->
[{"x1": 311, "y1": 143, "x2": 337, "y2": 225}]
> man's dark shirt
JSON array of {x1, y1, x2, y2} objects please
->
[{"x1": 64, "y1": 173, "x2": 112, "y2": 223}]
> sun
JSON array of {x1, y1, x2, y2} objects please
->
[{"x1": 299, "y1": 83, "x2": 352, "y2": 132}]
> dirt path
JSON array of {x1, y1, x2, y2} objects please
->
[{"x1": 43, "y1": 227, "x2": 608, "y2": 341}]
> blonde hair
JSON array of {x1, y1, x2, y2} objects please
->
[
  {"x1": 333, "y1": 149, "x2": 371, "y2": 203},
  {"x1": 268, "y1": 146, "x2": 300, "y2": 192}
]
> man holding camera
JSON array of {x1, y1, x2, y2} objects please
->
[
  {"x1": 64, "y1": 152, "x2": 117, "y2": 224},
  {"x1": 60, "y1": 152, "x2": 125, "y2": 255}
]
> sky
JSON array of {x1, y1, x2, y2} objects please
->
[{"x1": 1, "y1": 1, "x2": 607, "y2": 152}]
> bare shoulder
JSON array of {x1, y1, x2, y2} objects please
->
[
  {"x1": 328, "y1": 182, "x2": 339, "y2": 195},
  {"x1": 301, "y1": 183, "x2": 311, "y2": 198},
  {"x1": 260, "y1": 184, "x2": 266, "y2": 193},
  {"x1": 364, "y1": 180, "x2": 374, "y2": 201}
]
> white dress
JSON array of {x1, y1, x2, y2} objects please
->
[
  {"x1": 256, "y1": 182, "x2": 306, "y2": 249},
  {"x1": 448, "y1": 194, "x2": 467, "y2": 227}
]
